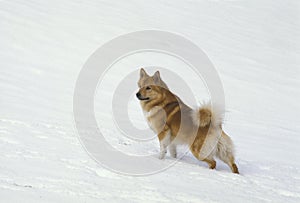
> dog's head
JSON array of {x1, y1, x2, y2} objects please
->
[
  {"x1": 136, "y1": 68, "x2": 167, "y2": 102},
  {"x1": 136, "y1": 84, "x2": 163, "y2": 101}
]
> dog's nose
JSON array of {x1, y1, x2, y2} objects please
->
[{"x1": 136, "y1": 92, "x2": 141, "y2": 98}]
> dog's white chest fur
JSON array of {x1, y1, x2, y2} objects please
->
[{"x1": 143, "y1": 106, "x2": 166, "y2": 134}]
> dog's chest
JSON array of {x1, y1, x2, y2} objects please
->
[{"x1": 143, "y1": 106, "x2": 166, "y2": 134}]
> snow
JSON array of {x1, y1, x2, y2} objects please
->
[{"x1": 1, "y1": 0, "x2": 300, "y2": 202}]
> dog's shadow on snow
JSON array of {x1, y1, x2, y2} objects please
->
[
  {"x1": 161, "y1": 149, "x2": 236, "y2": 174},
  {"x1": 158, "y1": 150, "x2": 247, "y2": 176},
  {"x1": 164, "y1": 152, "x2": 297, "y2": 178}
]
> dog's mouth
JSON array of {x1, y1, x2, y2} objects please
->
[
  {"x1": 137, "y1": 97, "x2": 150, "y2": 101},
  {"x1": 136, "y1": 93, "x2": 150, "y2": 101}
]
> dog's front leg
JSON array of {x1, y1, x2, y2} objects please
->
[
  {"x1": 158, "y1": 129, "x2": 170, "y2": 159},
  {"x1": 169, "y1": 144, "x2": 177, "y2": 158}
]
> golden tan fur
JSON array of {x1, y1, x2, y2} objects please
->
[{"x1": 137, "y1": 68, "x2": 239, "y2": 174}]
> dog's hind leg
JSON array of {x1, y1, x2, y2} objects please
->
[
  {"x1": 203, "y1": 158, "x2": 216, "y2": 169},
  {"x1": 217, "y1": 131, "x2": 239, "y2": 174},
  {"x1": 190, "y1": 144, "x2": 216, "y2": 170}
]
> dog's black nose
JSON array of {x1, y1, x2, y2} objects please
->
[{"x1": 136, "y1": 92, "x2": 141, "y2": 98}]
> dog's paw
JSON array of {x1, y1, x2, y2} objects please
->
[
  {"x1": 170, "y1": 153, "x2": 177, "y2": 158},
  {"x1": 159, "y1": 151, "x2": 167, "y2": 159}
]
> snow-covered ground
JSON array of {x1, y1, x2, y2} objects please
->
[{"x1": 1, "y1": 0, "x2": 300, "y2": 202}]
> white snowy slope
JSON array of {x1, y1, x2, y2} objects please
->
[{"x1": 1, "y1": 0, "x2": 300, "y2": 202}]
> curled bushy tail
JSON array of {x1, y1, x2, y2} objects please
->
[{"x1": 192, "y1": 102, "x2": 224, "y2": 128}]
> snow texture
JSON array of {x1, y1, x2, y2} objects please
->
[{"x1": 0, "y1": 0, "x2": 300, "y2": 202}]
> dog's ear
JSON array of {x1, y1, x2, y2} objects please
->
[
  {"x1": 140, "y1": 68, "x2": 148, "y2": 78},
  {"x1": 153, "y1": 71, "x2": 161, "y2": 84}
]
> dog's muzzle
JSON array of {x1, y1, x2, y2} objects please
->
[{"x1": 136, "y1": 92, "x2": 149, "y2": 101}]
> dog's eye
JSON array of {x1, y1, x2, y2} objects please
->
[{"x1": 146, "y1": 86, "x2": 151, "y2": 90}]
